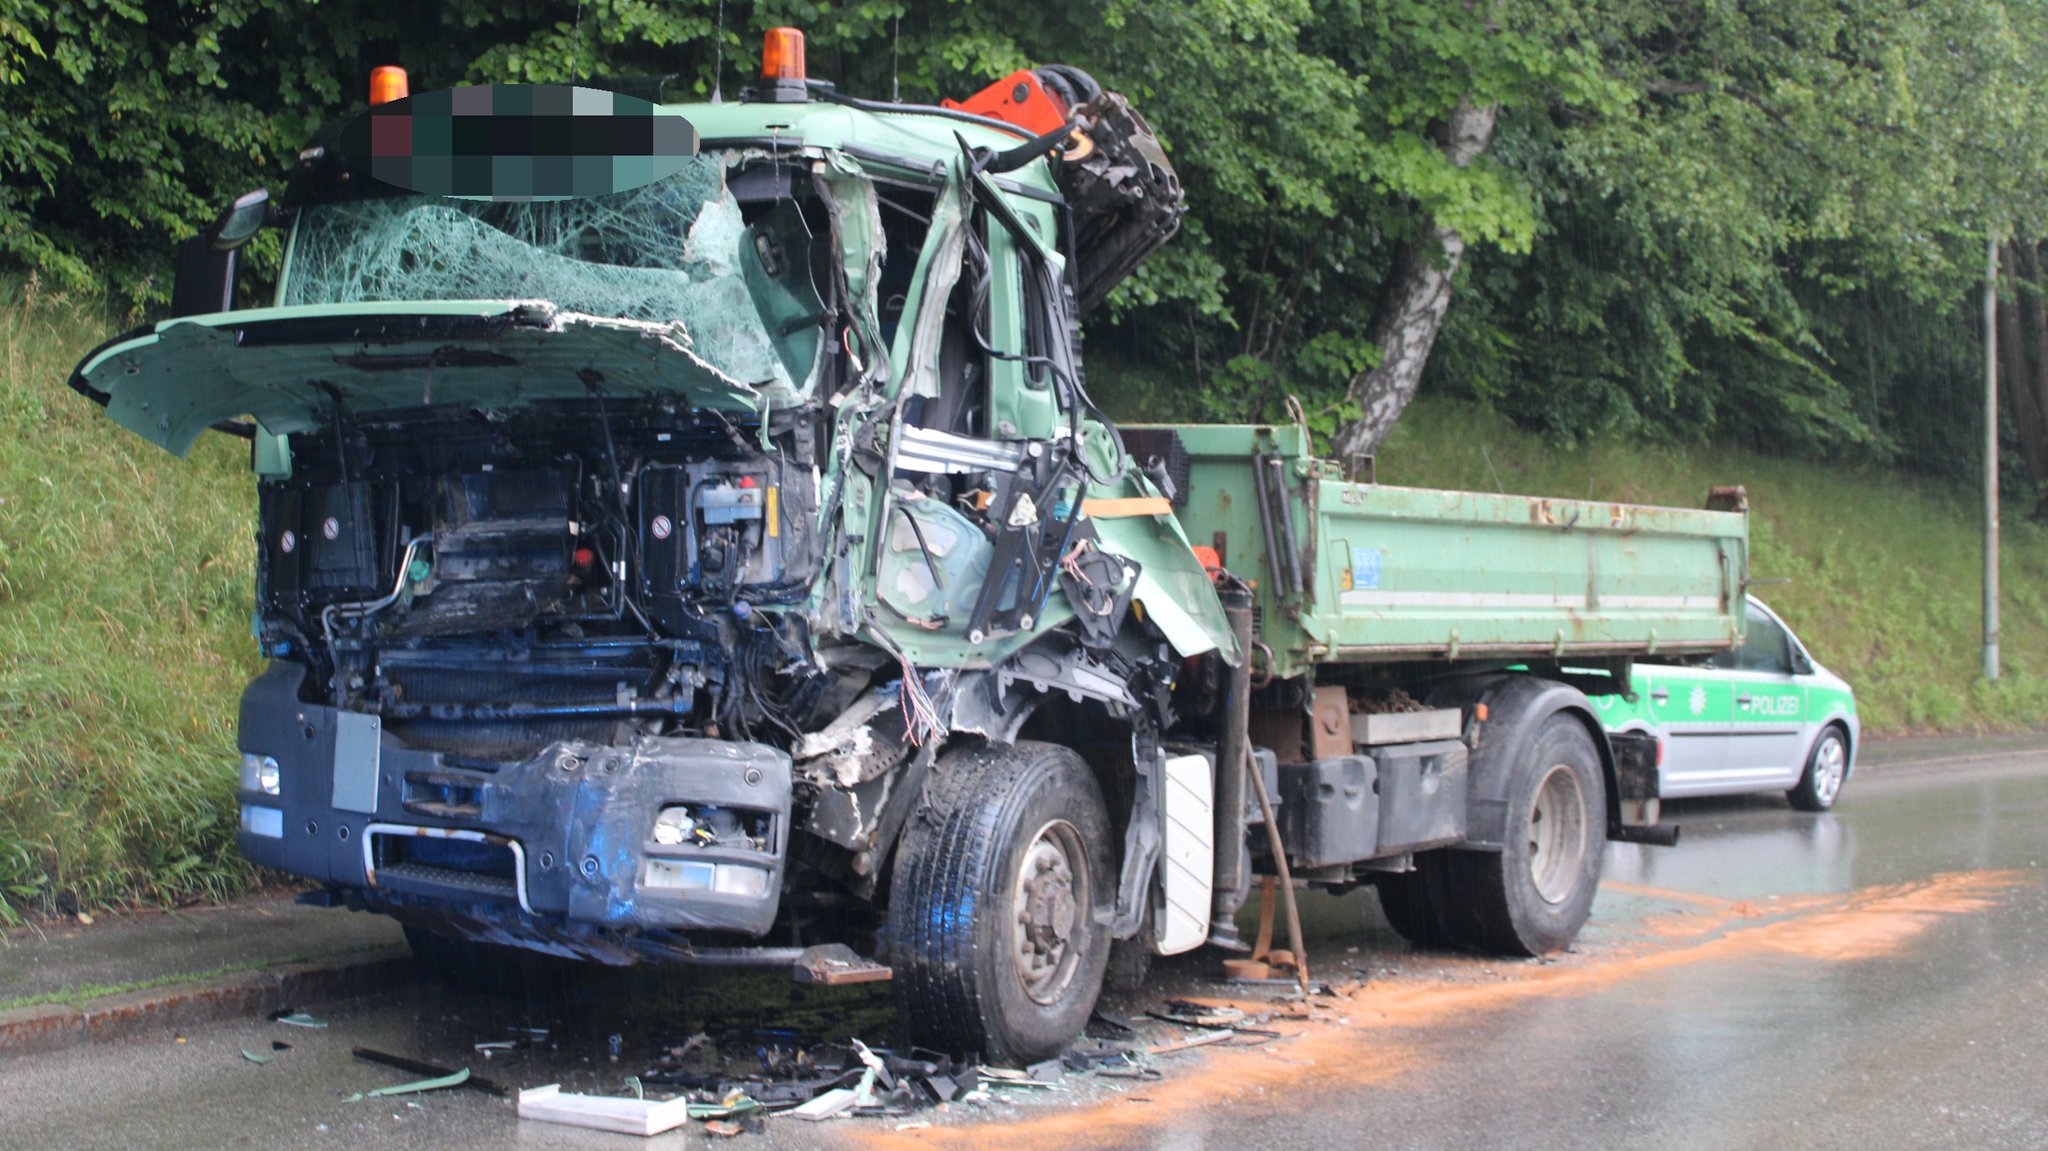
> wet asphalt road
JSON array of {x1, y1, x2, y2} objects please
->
[{"x1": 5, "y1": 751, "x2": 2047, "y2": 1150}]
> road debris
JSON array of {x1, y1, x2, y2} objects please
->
[
  {"x1": 1144, "y1": 1030, "x2": 1232, "y2": 1057},
  {"x1": 787, "y1": 1087, "x2": 860, "y2": 1121},
  {"x1": 240, "y1": 1049, "x2": 274, "y2": 1065},
  {"x1": 346, "y1": 1067, "x2": 470, "y2": 1102},
  {"x1": 518, "y1": 1084, "x2": 695, "y2": 1136},
  {"x1": 352, "y1": 1047, "x2": 508, "y2": 1097},
  {"x1": 270, "y1": 1011, "x2": 327, "y2": 1028}
]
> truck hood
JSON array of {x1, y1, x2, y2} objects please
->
[{"x1": 69, "y1": 300, "x2": 766, "y2": 456}]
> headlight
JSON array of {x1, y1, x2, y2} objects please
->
[{"x1": 240, "y1": 753, "x2": 281, "y2": 796}]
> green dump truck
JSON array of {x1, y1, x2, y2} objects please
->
[{"x1": 68, "y1": 37, "x2": 1747, "y2": 1063}]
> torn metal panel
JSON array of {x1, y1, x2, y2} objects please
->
[
  {"x1": 791, "y1": 686, "x2": 904, "y2": 787},
  {"x1": 1089, "y1": 501, "x2": 1235, "y2": 662},
  {"x1": 74, "y1": 301, "x2": 764, "y2": 456}
]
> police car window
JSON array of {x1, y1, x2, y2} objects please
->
[{"x1": 1738, "y1": 607, "x2": 1792, "y2": 674}]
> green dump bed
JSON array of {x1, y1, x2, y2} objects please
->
[{"x1": 1154, "y1": 425, "x2": 1748, "y2": 681}]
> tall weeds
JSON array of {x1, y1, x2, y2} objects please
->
[{"x1": 0, "y1": 279, "x2": 260, "y2": 922}]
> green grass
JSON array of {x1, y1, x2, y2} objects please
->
[
  {"x1": 0, "y1": 956, "x2": 310, "y2": 1013},
  {"x1": 0, "y1": 279, "x2": 262, "y2": 922}
]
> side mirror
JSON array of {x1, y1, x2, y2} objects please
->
[
  {"x1": 212, "y1": 188, "x2": 274, "y2": 251},
  {"x1": 170, "y1": 189, "x2": 279, "y2": 318},
  {"x1": 1791, "y1": 648, "x2": 1814, "y2": 676}
]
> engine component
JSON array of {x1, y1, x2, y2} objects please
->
[{"x1": 639, "y1": 461, "x2": 787, "y2": 625}]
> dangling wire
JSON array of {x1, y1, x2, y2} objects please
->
[{"x1": 891, "y1": 12, "x2": 902, "y2": 103}]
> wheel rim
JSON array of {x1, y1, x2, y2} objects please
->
[
  {"x1": 1528, "y1": 764, "x2": 1589, "y2": 905},
  {"x1": 1012, "y1": 819, "x2": 1088, "y2": 1006},
  {"x1": 1813, "y1": 735, "x2": 1846, "y2": 806}
]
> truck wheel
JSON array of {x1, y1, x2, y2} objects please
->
[
  {"x1": 888, "y1": 740, "x2": 1113, "y2": 1064},
  {"x1": 1374, "y1": 852, "x2": 1455, "y2": 948},
  {"x1": 1441, "y1": 715, "x2": 1605, "y2": 956},
  {"x1": 1788, "y1": 725, "x2": 1849, "y2": 812}
]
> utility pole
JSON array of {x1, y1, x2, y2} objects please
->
[{"x1": 1985, "y1": 234, "x2": 2001, "y2": 681}]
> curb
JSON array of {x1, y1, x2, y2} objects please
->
[{"x1": 0, "y1": 947, "x2": 415, "y2": 1060}]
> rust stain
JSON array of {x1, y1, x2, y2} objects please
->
[{"x1": 854, "y1": 870, "x2": 2029, "y2": 1151}]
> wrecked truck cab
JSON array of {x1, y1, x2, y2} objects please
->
[{"x1": 71, "y1": 57, "x2": 1232, "y2": 1060}]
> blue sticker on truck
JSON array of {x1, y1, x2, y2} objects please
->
[{"x1": 1351, "y1": 546, "x2": 1381, "y2": 590}]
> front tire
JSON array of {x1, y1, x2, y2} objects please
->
[
  {"x1": 888, "y1": 740, "x2": 1113, "y2": 1064},
  {"x1": 1439, "y1": 715, "x2": 1606, "y2": 956},
  {"x1": 1788, "y1": 725, "x2": 1849, "y2": 811}
]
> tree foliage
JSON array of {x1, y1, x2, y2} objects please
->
[{"x1": 7, "y1": 0, "x2": 2048, "y2": 485}]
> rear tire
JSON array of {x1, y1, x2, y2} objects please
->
[
  {"x1": 1788, "y1": 725, "x2": 1849, "y2": 811},
  {"x1": 1438, "y1": 715, "x2": 1606, "y2": 956},
  {"x1": 1374, "y1": 852, "x2": 1456, "y2": 948},
  {"x1": 888, "y1": 740, "x2": 1113, "y2": 1064}
]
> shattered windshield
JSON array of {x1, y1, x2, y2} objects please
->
[{"x1": 281, "y1": 154, "x2": 824, "y2": 394}]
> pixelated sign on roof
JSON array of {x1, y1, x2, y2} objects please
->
[{"x1": 339, "y1": 84, "x2": 699, "y2": 202}]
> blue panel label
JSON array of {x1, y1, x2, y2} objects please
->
[{"x1": 1351, "y1": 546, "x2": 1381, "y2": 590}]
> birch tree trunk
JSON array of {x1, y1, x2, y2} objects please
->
[{"x1": 1334, "y1": 99, "x2": 1499, "y2": 460}]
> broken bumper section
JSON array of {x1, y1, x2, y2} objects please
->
[{"x1": 236, "y1": 664, "x2": 792, "y2": 954}]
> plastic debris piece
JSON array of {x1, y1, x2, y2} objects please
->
[
  {"x1": 1087, "y1": 1011, "x2": 1137, "y2": 1038},
  {"x1": 474, "y1": 1041, "x2": 517, "y2": 1056},
  {"x1": 704, "y1": 1120, "x2": 744, "y2": 1138},
  {"x1": 788, "y1": 1087, "x2": 860, "y2": 1121},
  {"x1": 851, "y1": 1039, "x2": 887, "y2": 1106},
  {"x1": 347, "y1": 1068, "x2": 470, "y2": 1102},
  {"x1": 978, "y1": 1067, "x2": 1056, "y2": 1089},
  {"x1": 241, "y1": 1049, "x2": 275, "y2": 1065},
  {"x1": 518, "y1": 1084, "x2": 694, "y2": 1137},
  {"x1": 1060, "y1": 1040, "x2": 1129, "y2": 1071},
  {"x1": 686, "y1": 1091, "x2": 762, "y2": 1121},
  {"x1": 352, "y1": 1047, "x2": 507, "y2": 1097},
  {"x1": 1024, "y1": 1058, "x2": 1064, "y2": 1084},
  {"x1": 896, "y1": 1121, "x2": 932, "y2": 1131},
  {"x1": 271, "y1": 1041, "x2": 292, "y2": 1052},
  {"x1": 1144, "y1": 1030, "x2": 1232, "y2": 1056},
  {"x1": 273, "y1": 1012, "x2": 328, "y2": 1029}
]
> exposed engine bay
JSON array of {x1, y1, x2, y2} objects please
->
[{"x1": 256, "y1": 398, "x2": 835, "y2": 761}]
